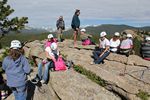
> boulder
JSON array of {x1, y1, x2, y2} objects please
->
[
  {"x1": 23, "y1": 46, "x2": 31, "y2": 58},
  {"x1": 50, "y1": 69, "x2": 121, "y2": 100}
]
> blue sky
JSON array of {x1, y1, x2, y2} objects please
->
[{"x1": 8, "y1": 0, "x2": 150, "y2": 28}]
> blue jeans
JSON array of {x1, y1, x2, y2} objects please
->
[
  {"x1": 12, "y1": 85, "x2": 26, "y2": 100},
  {"x1": 38, "y1": 61, "x2": 54, "y2": 82},
  {"x1": 93, "y1": 48, "x2": 110, "y2": 64}
]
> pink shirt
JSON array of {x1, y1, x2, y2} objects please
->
[
  {"x1": 120, "y1": 39, "x2": 133, "y2": 49},
  {"x1": 45, "y1": 38, "x2": 57, "y2": 47}
]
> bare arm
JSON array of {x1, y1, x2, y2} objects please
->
[{"x1": 99, "y1": 46, "x2": 110, "y2": 57}]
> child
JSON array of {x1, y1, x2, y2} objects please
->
[
  {"x1": 109, "y1": 32, "x2": 120, "y2": 53},
  {"x1": 92, "y1": 31, "x2": 110, "y2": 64},
  {"x1": 80, "y1": 28, "x2": 94, "y2": 45},
  {"x1": 2, "y1": 40, "x2": 31, "y2": 100},
  {"x1": 119, "y1": 34, "x2": 133, "y2": 56},
  {"x1": 32, "y1": 42, "x2": 60, "y2": 84},
  {"x1": 45, "y1": 34, "x2": 57, "y2": 47}
]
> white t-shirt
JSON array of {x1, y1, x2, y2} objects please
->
[
  {"x1": 99, "y1": 38, "x2": 110, "y2": 48},
  {"x1": 45, "y1": 47, "x2": 59, "y2": 57},
  {"x1": 110, "y1": 38, "x2": 120, "y2": 52},
  {"x1": 120, "y1": 38, "x2": 133, "y2": 49}
]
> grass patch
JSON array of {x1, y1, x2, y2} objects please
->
[
  {"x1": 73, "y1": 64, "x2": 107, "y2": 87},
  {"x1": 136, "y1": 90, "x2": 150, "y2": 100}
]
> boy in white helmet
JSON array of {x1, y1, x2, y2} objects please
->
[
  {"x1": 32, "y1": 42, "x2": 59, "y2": 84},
  {"x1": 92, "y1": 31, "x2": 110, "y2": 64},
  {"x1": 109, "y1": 32, "x2": 120, "y2": 53},
  {"x1": 2, "y1": 40, "x2": 31, "y2": 100}
]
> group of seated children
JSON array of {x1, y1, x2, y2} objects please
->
[{"x1": 91, "y1": 31, "x2": 133, "y2": 64}]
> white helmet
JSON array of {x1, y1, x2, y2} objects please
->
[
  {"x1": 10, "y1": 40, "x2": 21, "y2": 49},
  {"x1": 114, "y1": 32, "x2": 120, "y2": 36},
  {"x1": 47, "y1": 34, "x2": 54, "y2": 39},
  {"x1": 50, "y1": 42, "x2": 57, "y2": 50},
  {"x1": 145, "y1": 36, "x2": 150, "y2": 41},
  {"x1": 80, "y1": 28, "x2": 86, "y2": 32},
  {"x1": 100, "y1": 31, "x2": 107, "y2": 37},
  {"x1": 127, "y1": 34, "x2": 133, "y2": 38}
]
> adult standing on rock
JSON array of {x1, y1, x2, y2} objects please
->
[
  {"x1": 71, "y1": 9, "x2": 80, "y2": 47},
  {"x1": 56, "y1": 16, "x2": 65, "y2": 42}
]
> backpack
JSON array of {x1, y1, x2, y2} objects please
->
[
  {"x1": 82, "y1": 39, "x2": 91, "y2": 45},
  {"x1": 54, "y1": 56, "x2": 67, "y2": 71},
  {"x1": 58, "y1": 20, "x2": 65, "y2": 30}
]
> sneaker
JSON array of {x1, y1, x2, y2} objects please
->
[
  {"x1": 40, "y1": 80, "x2": 46, "y2": 84},
  {"x1": 90, "y1": 62, "x2": 95, "y2": 65}
]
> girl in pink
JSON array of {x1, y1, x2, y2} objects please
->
[{"x1": 45, "y1": 34, "x2": 57, "y2": 47}]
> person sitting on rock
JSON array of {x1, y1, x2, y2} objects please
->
[
  {"x1": 119, "y1": 33, "x2": 133, "y2": 57},
  {"x1": 109, "y1": 32, "x2": 120, "y2": 53},
  {"x1": 91, "y1": 31, "x2": 110, "y2": 64},
  {"x1": 80, "y1": 28, "x2": 95, "y2": 45},
  {"x1": 32, "y1": 42, "x2": 59, "y2": 84},
  {"x1": 45, "y1": 34, "x2": 57, "y2": 47}
]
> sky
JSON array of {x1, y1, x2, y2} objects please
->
[{"x1": 8, "y1": 0, "x2": 150, "y2": 28}]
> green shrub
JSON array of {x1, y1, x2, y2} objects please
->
[
  {"x1": 136, "y1": 90, "x2": 150, "y2": 100},
  {"x1": 133, "y1": 37, "x2": 141, "y2": 56}
]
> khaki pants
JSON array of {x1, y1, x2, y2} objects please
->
[{"x1": 57, "y1": 28, "x2": 63, "y2": 42}]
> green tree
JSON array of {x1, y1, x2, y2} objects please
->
[{"x1": 0, "y1": 0, "x2": 28, "y2": 39}]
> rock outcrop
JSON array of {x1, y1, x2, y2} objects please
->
[{"x1": 4, "y1": 39, "x2": 150, "y2": 100}]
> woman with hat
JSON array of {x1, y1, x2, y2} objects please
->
[{"x1": 2, "y1": 40, "x2": 31, "y2": 100}]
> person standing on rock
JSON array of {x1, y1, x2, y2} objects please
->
[
  {"x1": 109, "y1": 32, "x2": 120, "y2": 53},
  {"x1": 2, "y1": 40, "x2": 31, "y2": 100},
  {"x1": 71, "y1": 9, "x2": 80, "y2": 47},
  {"x1": 91, "y1": 31, "x2": 110, "y2": 64},
  {"x1": 56, "y1": 16, "x2": 65, "y2": 42}
]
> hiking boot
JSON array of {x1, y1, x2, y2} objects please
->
[
  {"x1": 101, "y1": 61, "x2": 105, "y2": 64},
  {"x1": 31, "y1": 75, "x2": 40, "y2": 84},
  {"x1": 31, "y1": 78, "x2": 39, "y2": 84}
]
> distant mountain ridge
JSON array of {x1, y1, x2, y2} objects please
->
[
  {"x1": 18, "y1": 24, "x2": 150, "y2": 34},
  {"x1": 64, "y1": 24, "x2": 150, "y2": 35}
]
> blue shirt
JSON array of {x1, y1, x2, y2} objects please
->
[
  {"x1": 2, "y1": 55, "x2": 31, "y2": 87},
  {"x1": 71, "y1": 14, "x2": 80, "y2": 28}
]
